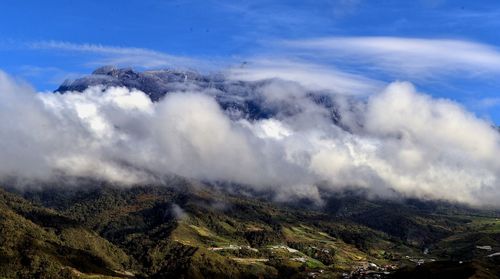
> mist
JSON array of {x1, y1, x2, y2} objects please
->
[{"x1": 0, "y1": 70, "x2": 499, "y2": 207}]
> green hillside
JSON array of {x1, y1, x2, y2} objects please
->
[
  {"x1": 0, "y1": 181, "x2": 499, "y2": 278},
  {"x1": 0, "y1": 189, "x2": 132, "y2": 278}
]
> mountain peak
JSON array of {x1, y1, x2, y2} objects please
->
[
  {"x1": 91, "y1": 65, "x2": 119, "y2": 75},
  {"x1": 55, "y1": 67, "x2": 342, "y2": 123}
]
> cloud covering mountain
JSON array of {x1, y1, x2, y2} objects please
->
[{"x1": 0, "y1": 68, "x2": 499, "y2": 207}]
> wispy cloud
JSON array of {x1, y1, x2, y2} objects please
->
[
  {"x1": 213, "y1": 0, "x2": 358, "y2": 41},
  {"x1": 17, "y1": 65, "x2": 83, "y2": 86},
  {"x1": 332, "y1": 0, "x2": 363, "y2": 17},
  {"x1": 27, "y1": 40, "x2": 384, "y2": 95},
  {"x1": 29, "y1": 41, "x2": 208, "y2": 70},
  {"x1": 475, "y1": 97, "x2": 500, "y2": 109},
  {"x1": 282, "y1": 37, "x2": 500, "y2": 78},
  {"x1": 228, "y1": 59, "x2": 383, "y2": 95}
]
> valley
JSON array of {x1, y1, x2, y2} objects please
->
[{"x1": 1, "y1": 180, "x2": 499, "y2": 278}]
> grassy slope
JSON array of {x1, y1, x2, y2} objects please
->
[
  {"x1": 2, "y1": 183, "x2": 500, "y2": 278},
  {"x1": 0, "y1": 189, "x2": 133, "y2": 279}
]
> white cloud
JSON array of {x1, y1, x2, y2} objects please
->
[
  {"x1": 1, "y1": 70, "x2": 500, "y2": 207},
  {"x1": 227, "y1": 59, "x2": 384, "y2": 95},
  {"x1": 284, "y1": 37, "x2": 500, "y2": 78},
  {"x1": 363, "y1": 82, "x2": 500, "y2": 204},
  {"x1": 171, "y1": 204, "x2": 188, "y2": 220}
]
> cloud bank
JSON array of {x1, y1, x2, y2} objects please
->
[{"x1": 0, "y1": 70, "x2": 499, "y2": 207}]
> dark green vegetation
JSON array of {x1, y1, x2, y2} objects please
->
[{"x1": 1, "y1": 180, "x2": 499, "y2": 278}]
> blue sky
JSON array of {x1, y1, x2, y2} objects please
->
[{"x1": 1, "y1": 0, "x2": 500, "y2": 122}]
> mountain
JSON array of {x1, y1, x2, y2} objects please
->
[
  {"x1": 1, "y1": 180, "x2": 499, "y2": 278},
  {"x1": 0, "y1": 187, "x2": 132, "y2": 278},
  {"x1": 56, "y1": 66, "x2": 342, "y2": 123},
  {"x1": 0, "y1": 67, "x2": 499, "y2": 278}
]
